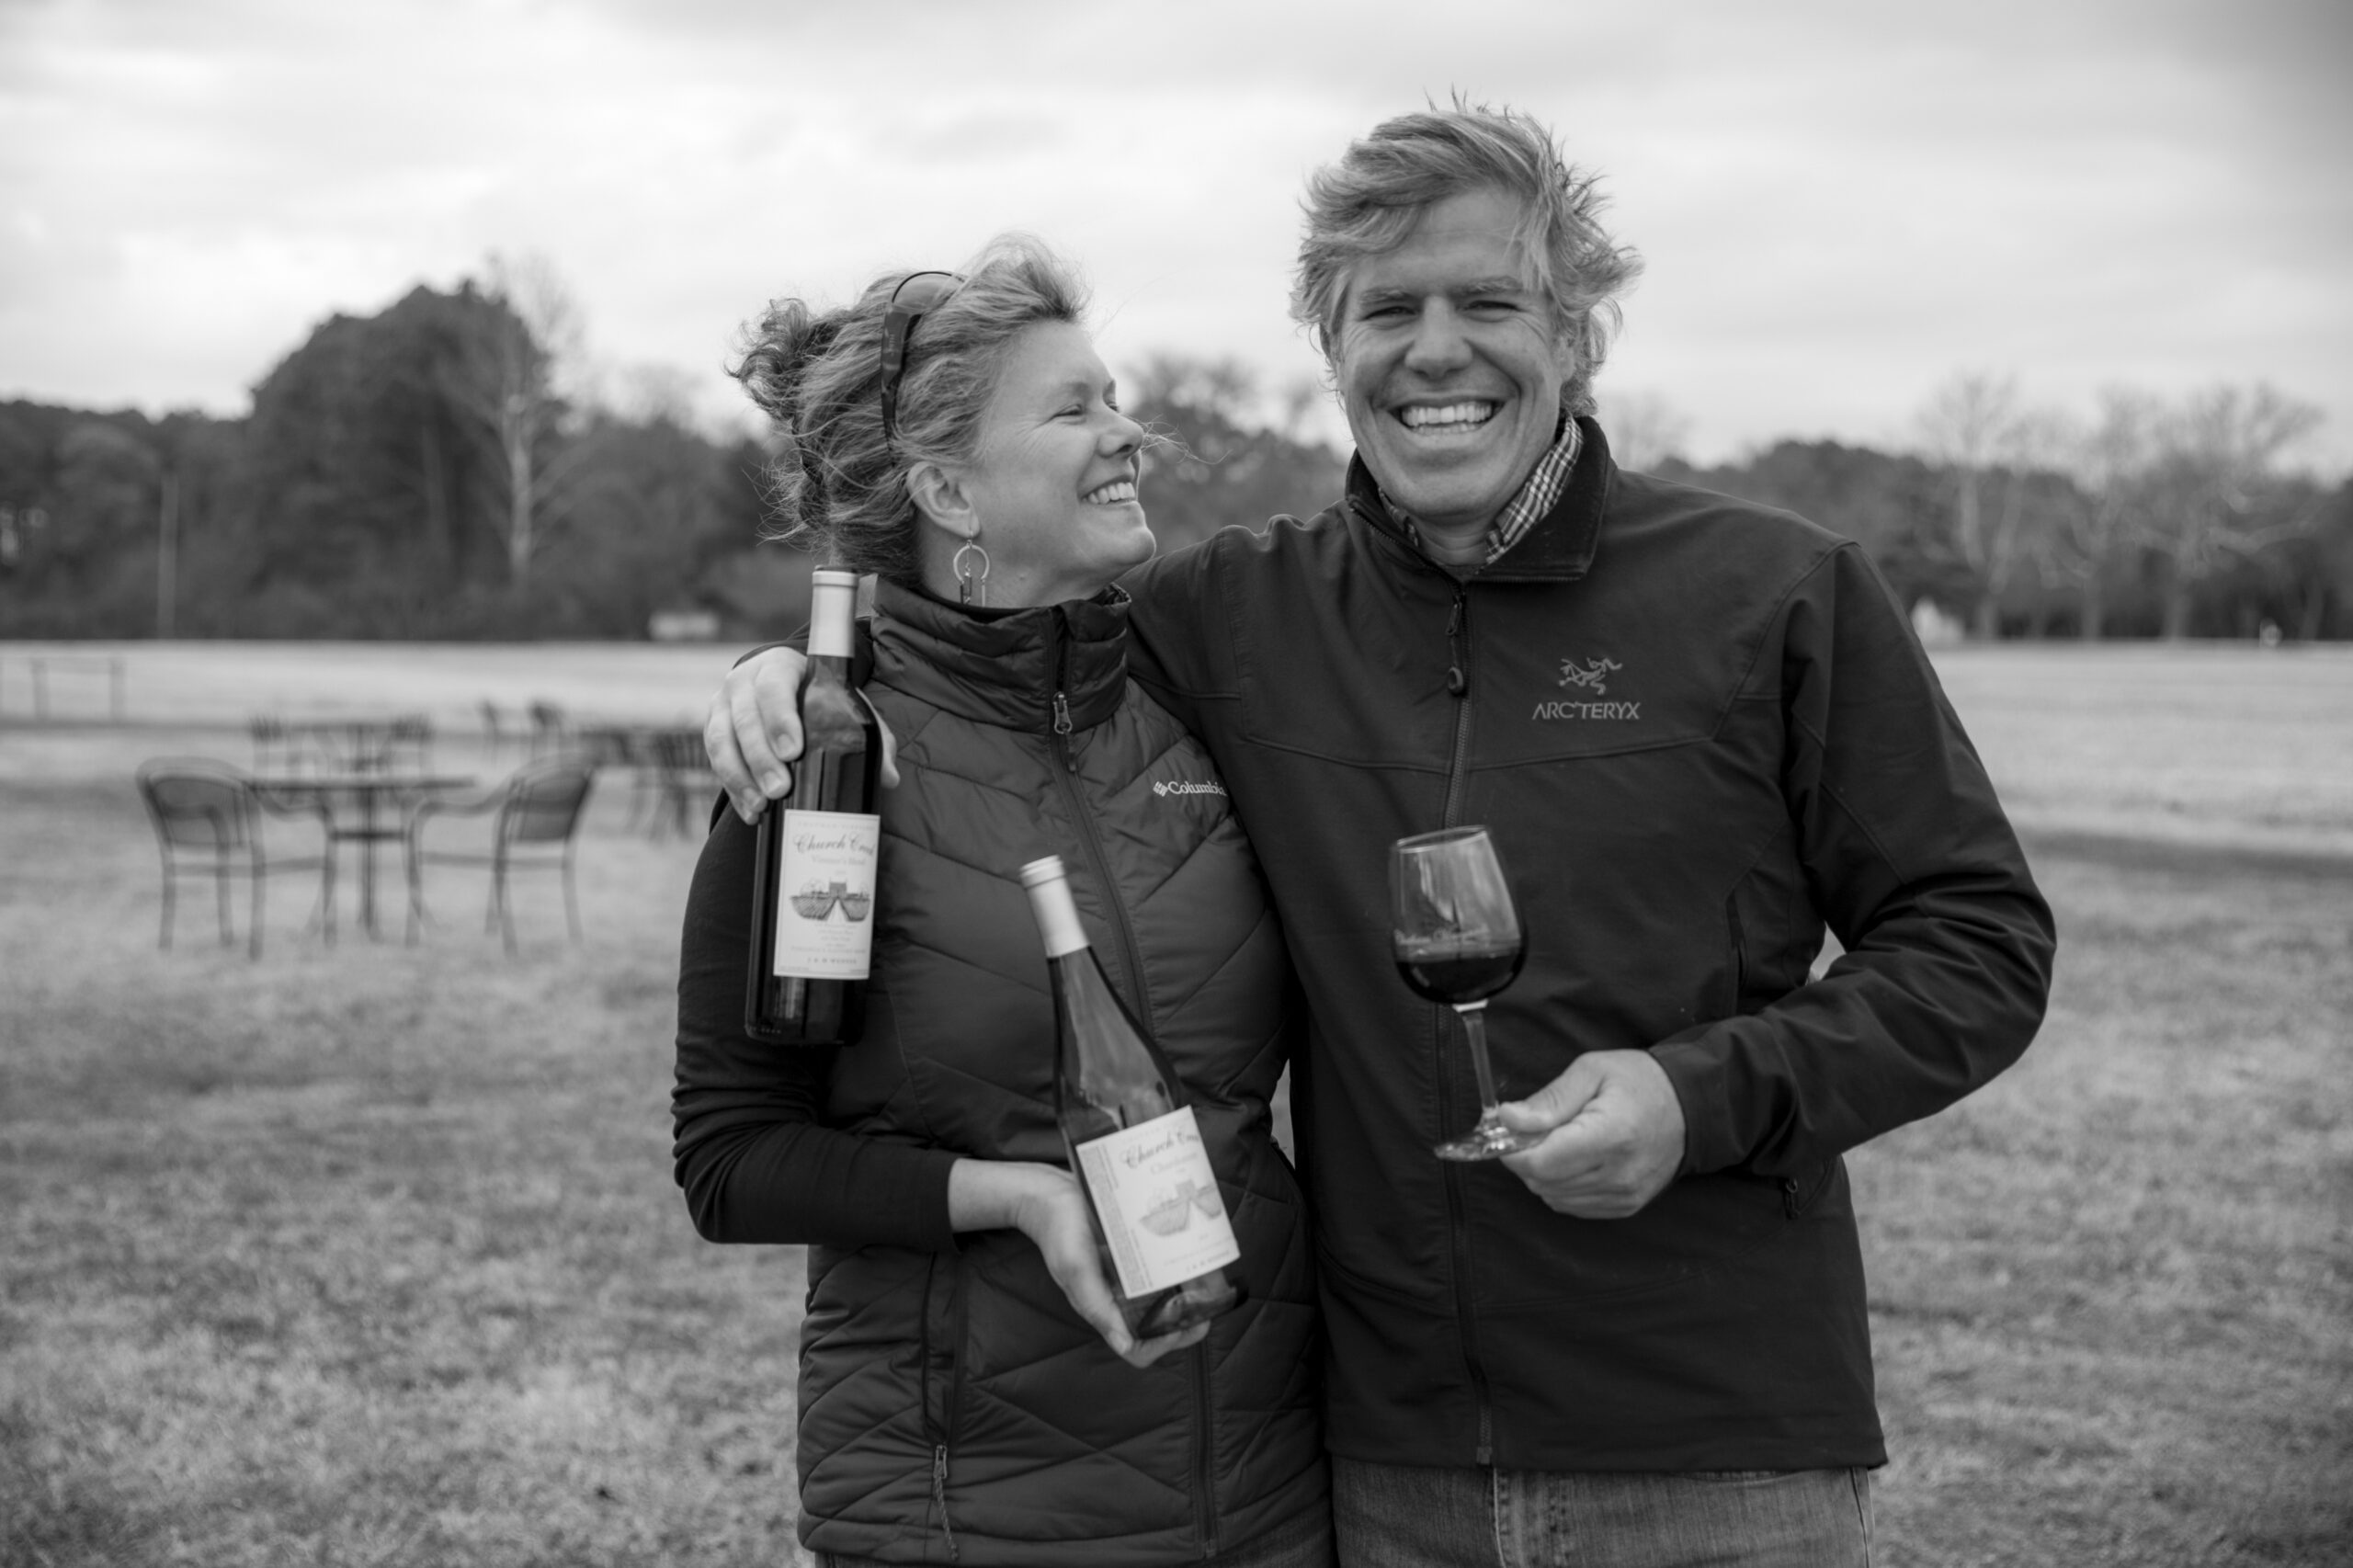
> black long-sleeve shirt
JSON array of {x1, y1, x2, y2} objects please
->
[{"x1": 670, "y1": 805, "x2": 961, "y2": 1253}]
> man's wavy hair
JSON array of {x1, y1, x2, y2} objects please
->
[
  {"x1": 1290, "y1": 99, "x2": 1643, "y2": 419},
  {"x1": 731, "y1": 236, "x2": 1086, "y2": 584}
]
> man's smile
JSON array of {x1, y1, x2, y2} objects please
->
[{"x1": 1396, "y1": 401, "x2": 1500, "y2": 435}]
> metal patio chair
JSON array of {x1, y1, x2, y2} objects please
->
[
  {"x1": 248, "y1": 713, "x2": 292, "y2": 774},
  {"x1": 478, "y1": 700, "x2": 513, "y2": 767},
  {"x1": 589, "y1": 724, "x2": 663, "y2": 835},
  {"x1": 646, "y1": 727, "x2": 720, "y2": 839},
  {"x1": 404, "y1": 757, "x2": 597, "y2": 956},
  {"x1": 526, "y1": 699, "x2": 570, "y2": 759},
  {"x1": 136, "y1": 757, "x2": 336, "y2": 959},
  {"x1": 359, "y1": 712, "x2": 433, "y2": 775}
]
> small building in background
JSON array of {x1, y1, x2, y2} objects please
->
[
  {"x1": 1911, "y1": 597, "x2": 1967, "y2": 648},
  {"x1": 648, "y1": 608, "x2": 721, "y2": 642}
]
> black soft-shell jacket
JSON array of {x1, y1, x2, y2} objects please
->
[
  {"x1": 676, "y1": 581, "x2": 1324, "y2": 1564},
  {"x1": 1120, "y1": 419, "x2": 2056, "y2": 1473}
]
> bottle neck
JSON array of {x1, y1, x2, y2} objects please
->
[
  {"x1": 1026, "y1": 876, "x2": 1090, "y2": 960},
  {"x1": 810, "y1": 580, "x2": 857, "y2": 659}
]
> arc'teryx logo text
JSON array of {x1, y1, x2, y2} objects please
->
[{"x1": 1535, "y1": 656, "x2": 1639, "y2": 722}]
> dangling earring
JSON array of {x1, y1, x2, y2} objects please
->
[{"x1": 953, "y1": 533, "x2": 991, "y2": 607}]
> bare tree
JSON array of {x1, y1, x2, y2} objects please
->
[
  {"x1": 1122, "y1": 353, "x2": 1345, "y2": 549},
  {"x1": 1131, "y1": 355, "x2": 1258, "y2": 422},
  {"x1": 1915, "y1": 370, "x2": 2045, "y2": 639},
  {"x1": 2136, "y1": 383, "x2": 2325, "y2": 639},
  {"x1": 1275, "y1": 375, "x2": 1329, "y2": 446},
  {"x1": 1600, "y1": 388, "x2": 1694, "y2": 472},
  {"x1": 2036, "y1": 390, "x2": 2157, "y2": 640},
  {"x1": 445, "y1": 252, "x2": 595, "y2": 588},
  {"x1": 613, "y1": 363, "x2": 703, "y2": 431},
  {"x1": 1130, "y1": 352, "x2": 1262, "y2": 471}
]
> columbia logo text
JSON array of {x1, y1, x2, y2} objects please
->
[{"x1": 1153, "y1": 779, "x2": 1227, "y2": 798}]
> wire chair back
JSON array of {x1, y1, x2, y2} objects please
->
[
  {"x1": 135, "y1": 757, "x2": 335, "y2": 957},
  {"x1": 527, "y1": 700, "x2": 569, "y2": 758},
  {"x1": 407, "y1": 756, "x2": 597, "y2": 955},
  {"x1": 378, "y1": 713, "x2": 432, "y2": 774},
  {"x1": 248, "y1": 714, "x2": 291, "y2": 775},
  {"x1": 141, "y1": 761, "x2": 259, "y2": 851},
  {"x1": 502, "y1": 761, "x2": 597, "y2": 846}
]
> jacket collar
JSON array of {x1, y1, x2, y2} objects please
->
[
  {"x1": 1345, "y1": 415, "x2": 1615, "y2": 584},
  {"x1": 870, "y1": 577, "x2": 1130, "y2": 734}
]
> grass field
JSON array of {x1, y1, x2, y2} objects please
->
[{"x1": 2, "y1": 641, "x2": 2348, "y2": 1566}]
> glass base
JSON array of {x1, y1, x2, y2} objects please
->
[{"x1": 1433, "y1": 1118, "x2": 1544, "y2": 1162}]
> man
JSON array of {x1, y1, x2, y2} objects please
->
[{"x1": 705, "y1": 104, "x2": 2054, "y2": 1566}]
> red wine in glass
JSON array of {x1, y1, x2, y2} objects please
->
[
  {"x1": 1391, "y1": 826, "x2": 1540, "y2": 1161},
  {"x1": 1396, "y1": 943, "x2": 1526, "y2": 1007}
]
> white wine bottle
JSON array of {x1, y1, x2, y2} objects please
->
[
  {"x1": 1019, "y1": 855, "x2": 1243, "y2": 1338},
  {"x1": 745, "y1": 569, "x2": 881, "y2": 1044}
]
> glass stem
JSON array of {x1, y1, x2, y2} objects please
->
[{"x1": 1456, "y1": 1001, "x2": 1504, "y2": 1122}]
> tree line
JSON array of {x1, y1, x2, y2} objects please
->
[
  {"x1": 1, "y1": 263, "x2": 796, "y2": 642},
  {"x1": 1893, "y1": 373, "x2": 2347, "y2": 641},
  {"x1": 2, "y1": 267, "x2": 2346, "y2": 642}
]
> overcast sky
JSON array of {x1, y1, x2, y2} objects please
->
[{"x1": 5, "y1": 0, "x2": 2348, "y2": 471}]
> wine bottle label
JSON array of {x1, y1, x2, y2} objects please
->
[
  {"x1": 1073, "y1": 1107, "x2": 1240, "y2": 1298},
  {"x1": 769, "y1": 808, "x2": 881, "y2": 980}
]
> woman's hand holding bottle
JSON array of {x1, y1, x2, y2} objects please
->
[
  {"x1": 709, "y1": 645, "x2": 902, "y2": 824},
  {"x1": 947, "y1": 1159, "x2": 1211, "y2": 1369}
]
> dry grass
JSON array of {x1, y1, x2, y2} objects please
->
[
  {"x1": 1856, "y1": 836, "x2": 2352, "y2": 1565},
  {"x1": 0, "y1": 641, "x2": 743, "y2": 733},
  {"x1": 2, "y1": 642, "x2": 2348, "y2": 1566},
  {"x1": 1933, "y1": 643, "x2": 2353, "y2": 856},
  {"x1": 3, "y1": 721, "x2": 805, "y2": 1565}
]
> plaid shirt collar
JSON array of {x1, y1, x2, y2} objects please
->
[{"x1": 1381, "y1": 414, "x2": 1582, "y2": 570}]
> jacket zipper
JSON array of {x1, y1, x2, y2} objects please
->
[
  {"x1": 1046, "y1": 613, "x2": 1219, "y2": 1544},
  {"x1": 1437, "y1": 584, "x2": 1496, "y2": 1466},
  {"x1": 1733, "y1": 903, "x2": 1816, "y2": 1220},
  {"x1": 1047, "y1": 613, "x2": 1154, "y2": 1032},
  {"x1": 1051, "y1": 616, "x2": 1075, "y2": 768},
  {"x1": 917, "y1": 1256, "x2": 961, "y2": 1559},
  {"x1": 1439, "y1": 589, "x2": 1475, "y2": 827},
  {"x1": 1726, "y1": 896, "x2": 1748, "y2": 1019},
  {"x1": 931, "y1": 1444, "x2": 959, "y2": 1561},
  {"x1": 1191, "y1": 1341, "x2": 1217, "y2": 1556},
  {"x1": 938, "y1": 1269, "x2": 972, "y2": 1559},
  {"x1": 1048, "y1": 611, "x2": 1220, "y2": 1547}
]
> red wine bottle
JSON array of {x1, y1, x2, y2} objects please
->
[
  {"x1": 1019, "y1": 855, "x2": 1243, "y2": 1339},
  {"x1": 745, "y1": 569, "x2": 881, "y2": 1045}
]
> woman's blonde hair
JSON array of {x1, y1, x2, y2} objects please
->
[{"x1": 733, "y1": 235, "x2": 1087, "y2": 582}]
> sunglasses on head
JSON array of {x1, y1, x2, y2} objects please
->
[{"x1": 879, "y1": 270, "x2": 965, "y2": 443}]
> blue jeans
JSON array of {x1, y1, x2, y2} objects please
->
[
  {"x1": 1333, "y1": 1458, "x2": 1873, "y2": 1568},
  {"x1": 813, "y1": 1494, "x2": 1333, "y2": 1567}
]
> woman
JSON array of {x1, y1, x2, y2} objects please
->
[{"x1": 671, "y1": 238, "x2": 1328, "y2": 1567}]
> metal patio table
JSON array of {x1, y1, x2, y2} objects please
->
[{"x1": 253, "y1": 773, "x2": 476, "y2": 937}]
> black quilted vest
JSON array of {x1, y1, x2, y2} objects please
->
[{"x1": 793, "y1": 580, "x2": 1325, "y2": 1564}]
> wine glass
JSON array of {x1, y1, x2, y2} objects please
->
[{"x1": 1391, "y1": 826, "x2": 1537, "y2": 1161}]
